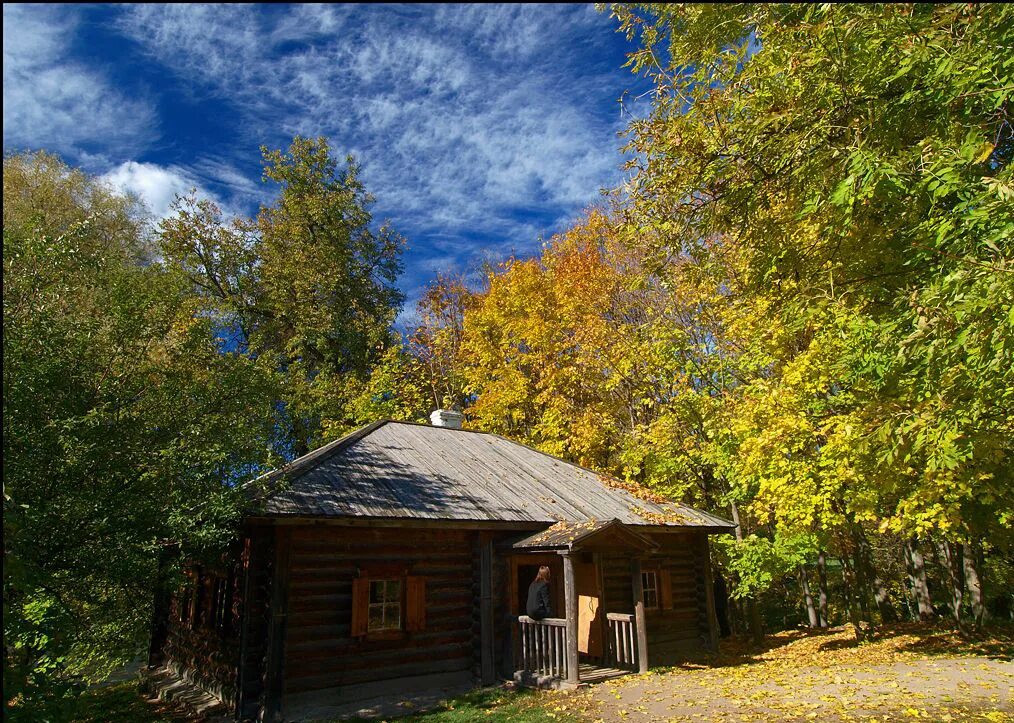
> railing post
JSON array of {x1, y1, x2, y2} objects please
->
[
  {"x1": 631, "y1": 557, "x2": 649, "y2": 674},
  {"x1": 562, "y1": 552, "x2": 580, "y2": 685}
]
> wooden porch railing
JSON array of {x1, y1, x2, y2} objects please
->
[
  {"x1": 606, "y1": 612, "x2": 638, "y2": 670},
  {"x1": 516, "y1": 616, "x2": 569, "y2": 679},
  {"x1": 517, "y1": 612, "x2": 642, "y2": 683}
]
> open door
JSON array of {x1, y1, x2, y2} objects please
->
[
  {"x1": 513, "y1": 556, "x2": 565, "y2": 617},
  {"x1": 574, "y1": 559, "x2": 603, "y2": 658}
]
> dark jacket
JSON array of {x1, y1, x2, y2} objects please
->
[{"x1": 526, "y1": 580, "x2": 553, "y2": 619}]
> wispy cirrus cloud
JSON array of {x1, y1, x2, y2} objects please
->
[
  {"x1": 7, "y1": 4, "x2": 648, "y2": 317},
  {"x1": 100, "y1": 158, "x2": 268, "y2": 221},
  {"x1": 116, "y1": 5, "x2": 638, "y2": 236},
  {"x1": 3, "y1": 4, "x2": 156, "y2": 158}
]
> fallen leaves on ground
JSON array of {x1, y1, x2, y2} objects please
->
[{"x1": 578, "y1": 623, "x2": 1014, "y2": 723}]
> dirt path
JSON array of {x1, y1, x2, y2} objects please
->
[{"x1": 582, "y1": 656, "x2": 1013, "y2": 721}]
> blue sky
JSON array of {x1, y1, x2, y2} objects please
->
[{"x1": 4, "y1": 4, "x2": 652, "y2": 322}]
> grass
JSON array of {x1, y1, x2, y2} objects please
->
[
  {"x1": 68, "y1": 681, "x2": 188, "y2": 723},
  {"x1": 62, "y1": 682, "x2": 577, "y2": 723},
  {"x1": 340, "y1": 686, "x2": 580, "y2": 723}
]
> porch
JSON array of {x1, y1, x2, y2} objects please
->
[{"x1": 507, "y1": 520, "x2": 654, "y2": 688}]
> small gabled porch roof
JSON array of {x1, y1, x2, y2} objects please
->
[{"x1": 511, "y1": 518, "x2": 660, "y2": 553}]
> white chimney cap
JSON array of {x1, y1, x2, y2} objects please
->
[{"x1": 430, "y1": 409, "x2": 464, "y2": 429}]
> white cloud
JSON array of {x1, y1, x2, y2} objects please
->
[
  {"x1": 100, "y1": 161, "x2": 198, "y2": 219},
  {"x1": 3, "y1": 2, "x2": 645, "y2": 326},
  {"x1": 115, "y1": 5, "x2": 633, "y2": 242},
  {"x1": 2, "y1": 5, "x2": 156, "y2": 157},
  {"x1": 100, "y1": 156, "x2": 270, "y2": 220}
]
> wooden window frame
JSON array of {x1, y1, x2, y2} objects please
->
[
  {"x1": 642, "y1": 570, "x2": 660, "y2": 610},
  {"x1": 176, "y1": 566, "x2": 236, "y2": 635},
  {"x1": 367, "y1": 578, "x2": 403, "y2": 632},
  {"x1": 351, "y1": 565, "x2": 426, "y2": 640},
  {"x1": 643, "y1": 565, "x2": 673, "y2": 611}
]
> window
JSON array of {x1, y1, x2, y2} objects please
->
[
  {"x1": 642, "y1": 571, "x2": 660, "y2": 609},
  {"x1": 175, "y1": 567, "x2": 235, "y2": 635},
  {"x1": 352, "y1": 574, "x2": 426, "y2": 637},
  {"x1": 368, "y1": 579, "x2": 402, "y2": 631}
]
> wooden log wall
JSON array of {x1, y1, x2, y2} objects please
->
[
  {"x1": 162, "y1": 551, "x2": 246, "y2": 707},
  {"x1": 236, "y1": 528, "x2": 273, "y2": 719},
  {"x1": 601, "y1": 553, "x2": 634, "y2": 615},
  {"x1": 470, "y1": 536, "x2": 483, "y2": 681},
  {"x1": 281, "y1": 526, "x2": 478, "y2": 696},
  {"x1": 491, "y1": 551, "x2": 513, "y2": 678},
  {"x1": 641, "y1": 532, "x2": 713, "y2": 659}
]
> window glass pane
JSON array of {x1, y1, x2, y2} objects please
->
[
  {"x1": 367, "y1": 579, "x2": 403, "y2": 630},
  {"x1": 385, "y1": 603, "x2": 401, "y2": 628},
  {"x1": 642, "y1": 572, "x2": 658, "y2": 608}
]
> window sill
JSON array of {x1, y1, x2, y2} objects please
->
[{"x1": 363, "y1": 629, "x2": 408, "y2": 642}]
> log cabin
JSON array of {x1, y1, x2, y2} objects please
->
[{"x1": 148, "y1": 412, "x2": 735, "y2": 721}]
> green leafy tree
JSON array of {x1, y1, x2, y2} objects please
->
[
  {"x1": 159, "y1": 137, "x2": 406, "y2": 452},
  {"x1": 3, "y1": 153, "x2": 279, "y2": 718}
]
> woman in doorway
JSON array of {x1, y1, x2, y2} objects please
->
[{"x1": 526, "y1": 566, "x2": 553, "y2": 619}]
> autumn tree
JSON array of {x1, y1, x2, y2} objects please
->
[
  {"x1": 611, "y1": 2, "x2": 1013, "y2": 634},
  {"x1": 409, "y1": 273, "x2": 476, "y2": 412}
]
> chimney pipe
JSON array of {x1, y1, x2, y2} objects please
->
[{"x1": 429, "y1": 409, "x2": 463, "y2": 429}]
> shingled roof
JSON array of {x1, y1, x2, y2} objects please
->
[{"x1": 251, "y1": 420, "x2": 735, "y2": 531}]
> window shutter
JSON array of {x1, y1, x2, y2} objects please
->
[
  {"x1": 405, "y1": 576, "x2": 426, "y2": 632},
  {"x1": 351, "y1": 578, "x2": 369, "y2": 637},
  {"x1": 660, "y1": 569, "x2": 673, "y2": 610}
]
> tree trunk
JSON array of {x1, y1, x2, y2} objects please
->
[
  {"x1": 747, "y1": 598, "x2": 764, "y2": 644},
  {"x1": 937, "y1": 539, "x2": 967, "y2": 635},
  {"x1": 713, "y1": 572, "x2": 732, "y2": 637},
  {"x1": 849, "y1": 545, "x2": 875, "y2": 634},
  {"x1": 800, "y1": 565, "x2": 819, "y2": 628},
  {"x1": 962, "y1": 542, "x2": 985, "y2": 629},
  {"x1": 854, "y1": 526, "x2": 898, "y2": 624},
  {"x1": 817, "y1": 551, "x2": 829, "y2": 627},
  {"x1": 840, "y1": 552, "x2": 869, "y2": 642},
  {"x1": 904, "y1": 537, "x2": 934, "y2": 621},
  {"x1": 730, "y1": 501, "x2": 764, "y2": 644},
  {"x1": 728, "y1": 596, "x2": 743, "y2": 635}
]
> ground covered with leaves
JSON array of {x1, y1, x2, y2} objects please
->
[
  {"x1": 65, "y1": 624, "x2": 1011, "y2": 722},
  {"x1": 579, "y1": 623, "x2": 1014, "y2": 723}
]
